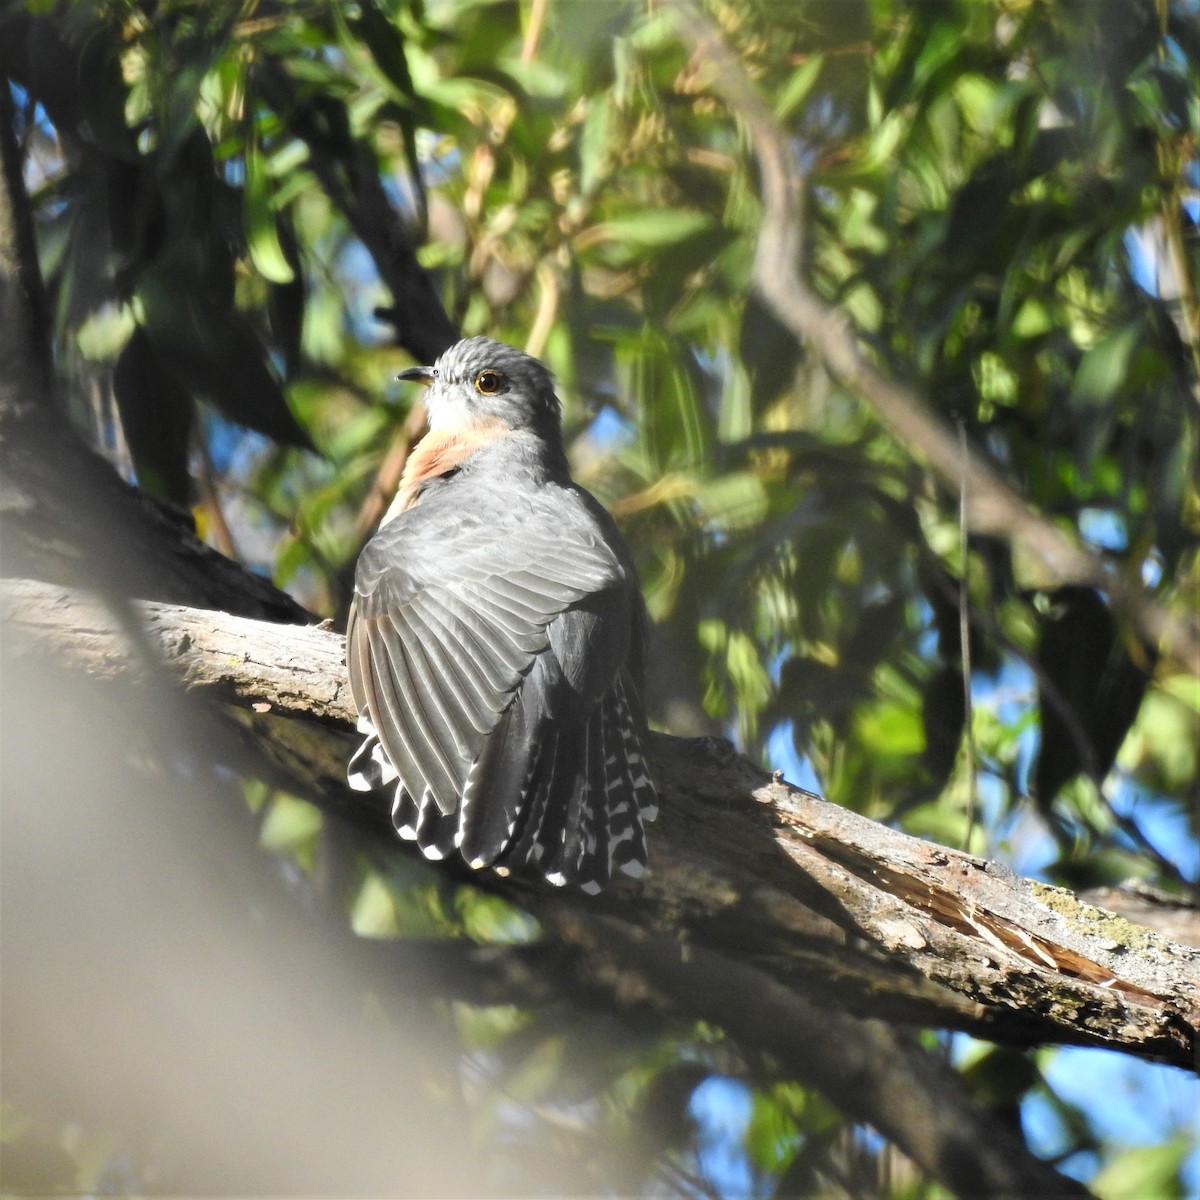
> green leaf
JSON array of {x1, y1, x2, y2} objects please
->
[
  {"x1": 774, "y1": 54, "x2": 825, "y2": 120},
  {"x1": 260, "y1": 793, "x2": 323, "y2": 852},
  {"x1": 503, "y1": 1036, "x2": 565, "y2": 1105},
  {"x1": 578, "y1": 99, "x2": 612, "y2": 195},
  {"x1": 694, "y1": 472, "x2": 769, "y2": 531},
  {"x1": 590, "y1": 209, "x2": 712, "y2": 251},
  {"x1": 243, "y1": 138, "x2": 295, "y2": 285},
  {"x1": 1117, "y1": 687, "x2": 1199, "y2": 794},
  {"x1": 350, "y1": 872, "x2": 400, "y2": 937},
  {"x1": 112, "y1": 326, "x2": 196, "y2": 505},
  {"x1": 1068, "y1": 322, "x2": 1141, "y2": 462},
  {"x1": 350, "y1": 0, "x2": 418, "y2": 103},
  {"x1": 1093, "y1": 1138, "x2": 1192, "y2": 1200},
  {"x1": 854, "y1": 698, "x2": 926, "y2": 757},
  {"x1": 960, "y1": 1046, "x2": 1041, "y2": 1110},
  {"x1": 616, "y1": 328, "x2": 711, "y2": 471},
  {"x1": 744, "y1": 1088, "x2": 800, "y2": 1175},
  {"x1": 136, "y1": 263, "x2": 313, "y2": 450},
  {"x1": 1012, "y1": 297, "x2": 1055, "y2": 338},
  {"x1": 454, "y1": 890, "x2": 540, "y2": 944}
]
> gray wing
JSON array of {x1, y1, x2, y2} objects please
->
[{"x1": 347, "y1": 492, "x2": 625, "y2": 818}]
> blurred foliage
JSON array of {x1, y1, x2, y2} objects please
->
[{"x1": 3, "y1": 0, "x2": 1198, "y2": 1195}]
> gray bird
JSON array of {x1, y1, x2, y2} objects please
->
[{"x1": 347, "y1": 337, "x2": 657, "y2": 893}]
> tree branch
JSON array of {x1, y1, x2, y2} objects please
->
[
  {"x1": 255, "y1": 61, "x2": 459, "y2": 365},
  {"x1": 0, "y1": 83, "x2": 52, "y2": 417},
  {"x1": 669, "y1": 2, "x2": 1200, "y2": 670},
  {"x1": 537, "y1": 911, "x2": 1092, "y2": 1199},
  {"x1": 5, "y1": 577, "x2": 1194, "y2": 1076}
]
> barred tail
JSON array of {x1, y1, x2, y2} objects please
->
[
  {"x1": 503, "y1": 677, "x2": 657, "y2": 893},
  {"x1": 352, "y1": 682, "x2": 657, "y2": 892}
]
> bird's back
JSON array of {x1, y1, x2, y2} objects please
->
[{"x1": 348, "y1": 432, "x2": 657, "y2": 892}]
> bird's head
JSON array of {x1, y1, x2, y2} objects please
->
[{"x1": 398, "y1": 337, "x2": 563, "y2": 443}]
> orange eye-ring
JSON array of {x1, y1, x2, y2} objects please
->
[{"x1": 475, "y1": 370, "x2": 503, "y2": 395}]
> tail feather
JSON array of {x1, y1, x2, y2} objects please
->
[
  {"x1": 503, "y1": 678, "x2": 658, "y2": 890},
  {"x1": 608, "y1": 678, "x2": 657, "y2": 878},
  {"x1": 356, "y1": 674, "x2": 658, "y2": 891},
  {"x1": 538, "y1": 732, "x2": 587, "y2": 888},
  {"x1": 457, "y1": 698, "x2": 540, "y2": 869},
  {"x1": 575, "y1": 701, "x2": 615, "y2": 895},
  {"x1": 498, "y1": 727, "x2": 561, "y2": 874}
]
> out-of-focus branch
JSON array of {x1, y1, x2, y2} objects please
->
[
  {"x1": 2, "y1": 595, "x2": 1094, "y2": 1200},
  {"x1": 670, "y1": 3, "x2": 1200, "y2": 670},
  {"x1": 3, "y1": 585, "x2": 1114, "y2": 1200},
  {"x1": 0, "y1": 83, "x2": 52, "y2": 416},
  {"x1": 0, "y1": 87, "x2": 310, "y2": 624},
  {"x1": 538, "y1": 911, "x2": 1093, "y2": 1200},
  {"x1": 255, "y1": 62, "x2": 459, "y2": 366},
  {"x1": 1082, "y1": 884, "x2": 1200, "y2": 949}
]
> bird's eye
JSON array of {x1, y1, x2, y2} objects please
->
[{"x1": 475, "y1": 370, "x2": 503, "y2": 395}]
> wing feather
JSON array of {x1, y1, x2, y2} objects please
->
[
  {"x1": 419, "y1": 593, "x2": 527, "y2": 694},
  {"x1": 403, "y1": 598, "x2": 497, "y2": 734},
  {"x1": 349, "y1": 475, "x2": 654, "y2": 883},
  {"x1": 379, "y1": 624, "x2": 468, "y2": 811},
  {"x1": 365, "y1": 633, "x2": 443, "y2": 803},
  {"x1": 413, "y1": 788, "x2": 459, "y2": 860},
  {"x1": 386, "y1": 611, "x2": 475, "y2": 764},
  {"x1": 457, "y1": 695, "x2": 539, "y2": 868}
]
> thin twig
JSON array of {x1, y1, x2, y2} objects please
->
[
  {"x1": 521, "y1": 0, "x2": 549, "y2": 62},
  {"x1": 195, "y1": 431, "x2": 240, "y2": 560},
  {"x1": 958, "y1": 419, "x2": 977, "y2": 851},
  {"x1": 524, "y1": 260, "x2": 561, "y2": 359}
]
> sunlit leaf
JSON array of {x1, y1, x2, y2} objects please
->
[
  {"x1": 243, "y1": 137, "x2": 295, "y2": 284},
  {"x1": 1092, "y1": 1138, "x2": 1192, "y2": 1200},
  {"x1": 774, "y1": 54, "x2": 825, "y2": 120},
  {"x1": 259, "y1": 792, "x2": 323, "y2": 853},
  {"x1": 585, "y1": 209, "x2": 712, "y2": 252}
]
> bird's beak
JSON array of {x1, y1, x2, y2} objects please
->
[{"x1": 396, "y1": 365, "x2": 435, "y2": 386}]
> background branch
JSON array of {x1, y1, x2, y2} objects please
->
[
  {"x1": 255, "y1": 61, "x2": 459, "y2": 365},
  {"x1": 670, "y1": 2, "x2": 1200, "y2": 670},
  {"x1": 0, "y1": 84, "x2": 51, "y2": 416}
]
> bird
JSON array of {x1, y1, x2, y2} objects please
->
[{"x1": 346, "y1": 336, "x2": 658, "y2": 893}]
